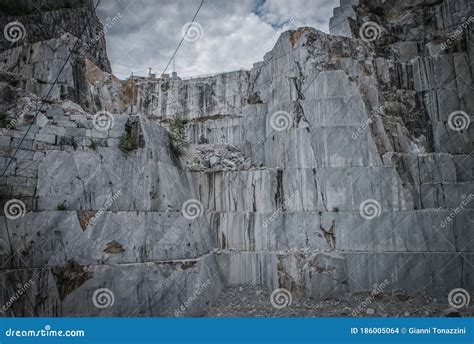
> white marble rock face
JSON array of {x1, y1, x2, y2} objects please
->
[{"x1": 0, "y1": 0, "x2": 473, "y2": 316}]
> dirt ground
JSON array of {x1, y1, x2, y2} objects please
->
[{"x1": 205, "y1": 285, "x2": 474, "y2": 317}]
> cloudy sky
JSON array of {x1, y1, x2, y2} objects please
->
[{"x1": 97, "y1": 0, "x2": 339, "y2": 79}]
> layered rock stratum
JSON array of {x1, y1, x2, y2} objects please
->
[{"x1": 0, "y1": 0, "x2": 472, "y2": 316}]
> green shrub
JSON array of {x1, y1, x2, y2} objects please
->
[
  {"x1": 119, "y1": 132, "x2": 138, "y2": 151},
  {"x1": 168, "y1": 116, "x2": 189, "y2": 157}
]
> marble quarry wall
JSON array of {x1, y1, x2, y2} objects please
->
[{"x1": 0, "y1": 0, "x2": 472, "y2": 316}]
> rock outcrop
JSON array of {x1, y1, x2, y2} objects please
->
[
  {"x1": 0, "y1": 0, "x2": 472, "y2": 316},
  {"x1": 0, "y1": 0, "x2": 111, "y2": 72}
]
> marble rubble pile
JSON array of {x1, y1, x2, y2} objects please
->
[{"x1": 185, "y1": 144, "x2": 262, "y2": 172}]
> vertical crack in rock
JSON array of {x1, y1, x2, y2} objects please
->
[
  {"x1": 274, "y1": 169, "x2": 284, "y2": 209},
  {"x1": 220, "y1": 231, "x2": 227, "y2": 250},
  {"x1": 292, "y1": 60, "x2": 306, "y2": 101},
  {"x1": 246, "y1": 212, "x2": 255, "y2": 251},
  {"x1": 314, "y1": 169, "x2": 328, "y2": 212},
  {"x1": 251, "y1": 183, "x2": 256, "y2": 212}
]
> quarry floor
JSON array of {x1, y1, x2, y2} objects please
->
[{"x1": 205, "y1": 285, "x2": 474, "y2": 317}]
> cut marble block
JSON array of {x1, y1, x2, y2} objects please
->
[
  {"x1": 452, "y1": 154, "x2": 474, "y2": 182},
  {"x1": 36, "y1": 149, "x2": 197, "y2": 212},
  {"x1": 263, "y1": 125, "x2": 383, "y2": 168},
  {"x1": 186, "y1": 116, "x2": 245, "y2": 146},
  {"x1": 433, "y1": 121, "x2": 473, "y2": 154},
  {"x1": 210, "y1": 212, "x2": 334, "y2": 252},
  {"x1": 420, "y1": 182, "x2": 474, "y2": 209},
  {"x1": 304, "y1": 70, "x2": 359, "y2": 100},
  {"x1": 0, "y1": 254, "x2": 222, "y2": 316},
  {"x1": 136, "y1": 70, "x2": 249, "y2": 119},
  {"x1": 193, "y1": 167, "x2": 413, "y2": 213},
  {"x1": 344, "y1": 252, "x2": 473, "y2": 297},
  {"x1": 0, "y1": 211, "x2": 216, "y2": 269},
  {"x1": 329, "y1": 0, "x2": 359, "y2": 38},
  {"x1": 382, "y1": 153, "x2": 458, "y2": 184},
  {"x1": 215, "y1": 250, "x2": 473, "y2": 299},
  {"x1": 215, "y1": 251, "x2": 349, "y2": 299},
  {"x1": 335, "y1": 210, "x2": 474, "y2": 252},
  {"x1": 300, "y1": 95, "x2": 368, "y2": 126}
]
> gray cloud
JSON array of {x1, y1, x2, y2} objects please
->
[{"x1": 96, "y1": 0, "x2": 339, "y2": 79}]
